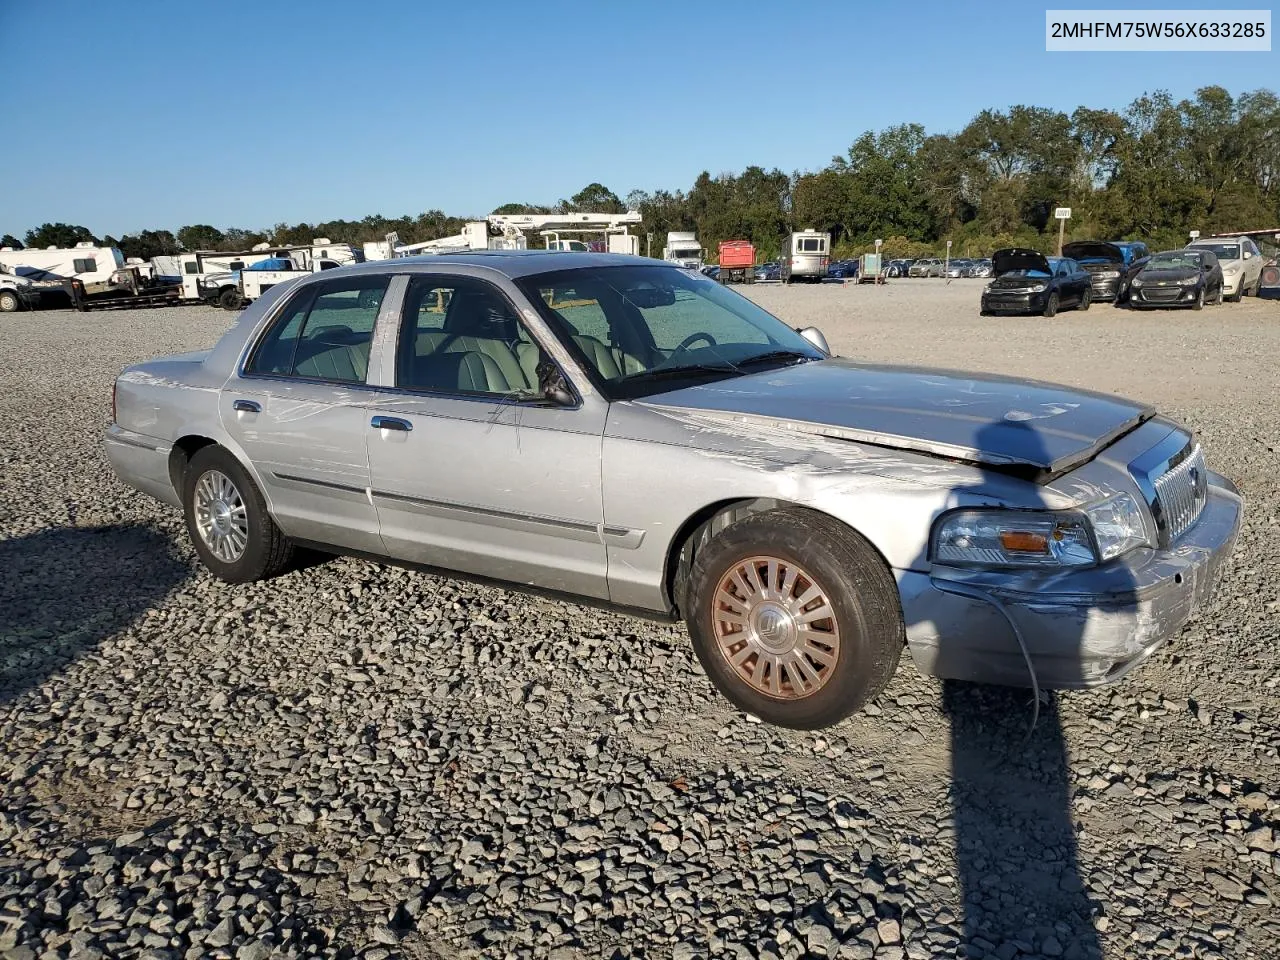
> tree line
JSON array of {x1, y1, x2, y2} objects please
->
[{"x1": 5, "y1": 86, "x2": 1277, "y2": 263}]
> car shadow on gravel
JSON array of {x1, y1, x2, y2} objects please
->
[
  {"x1": 929, "y1": 420, "x2": 1126, "y2": 959},
  {"x1": 0, "y1": 524, "x2": 188, "y2": 704}
]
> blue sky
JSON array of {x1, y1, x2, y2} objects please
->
[{"x1": 2, "y1": 1, "x2": 1274, "y2": 238}]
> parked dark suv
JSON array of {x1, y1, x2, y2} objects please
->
[{"x1": 1062, "y1": 240, "x2": 1150, "y2": 302}]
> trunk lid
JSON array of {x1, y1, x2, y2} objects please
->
[{"x1": 641, "y1": 358, "x2": 1153, "y2": 476}]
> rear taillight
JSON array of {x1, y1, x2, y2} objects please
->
[{"x1": 112, "y1": 381, "x2": 118, "y2": 423}]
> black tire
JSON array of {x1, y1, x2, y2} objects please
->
[
  {"x1": 1228, "y1": 285, "x2": 1243, "y2": 303},
  {"x1": 686, "y1": 508, "x2": 903, "y2": 729},
  {"x1": 218, "y1": 287, "x2": 242, "y2": 310},
  {"x1": 1214, "y1": 283, "x2": 1224, "y2": 305},
  {"x1": 1042, "y1": 292, "x2": 1059, "y2": 318},
  {"x1": 1078, "y1": 287, "x2": 1091, "y2": 312},
  {"x1": 183, "y1": 445, "x2": 294, "y2": 583},
  {"x1": 0, "y1": 290, "x2": 20, "y2": 313},
  {"x1": 1192, "y1": 286, "x2": 1204, "y2": 311}
]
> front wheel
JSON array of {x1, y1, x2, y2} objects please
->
[
  {"x1": 686, "y1": 508, "x2": 903, "y2": 729},
  {"x1": 1078, "y1": 288, "x2": 1091, "y2": 311},
  {"x1": 183, "y1": 445, "x2": 295, "y2": 582},
  {"x1": 1042, "y1": 292, "x2": 1059, "y2": 318},
  {"x1": 1192, "y1": 286, "x2": 1205, "y2": 311},
  {"x1": 218, "y1": 287, "x2": 242, "y2": 310},
  {"x1": 0, "y1": 290, "x2": 20, "y2": 313}
]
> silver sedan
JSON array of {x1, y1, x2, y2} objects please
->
[{"x1": 106, "y1": 252, "x2": 1242, "y2": 729}]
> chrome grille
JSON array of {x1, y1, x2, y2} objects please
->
[{"x1": 1152, "y1": 444, "x2": 1207, "y2": 543}]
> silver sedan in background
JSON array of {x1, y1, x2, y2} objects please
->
[{"x1": 106, "y1": 252, "x2": 1241, "y2": 729}]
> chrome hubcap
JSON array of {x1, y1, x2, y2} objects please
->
[
  {"x1": 712, "y1": 556, "x2": 841, "y2": 700},
  {"x1": 194, "y1": 470, "x2": 248, "y2": 562}
]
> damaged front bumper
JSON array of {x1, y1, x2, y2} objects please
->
[{"x1": 898, "y1": 472, "x2": 1242, "y2": 689}]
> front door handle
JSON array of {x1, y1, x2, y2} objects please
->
[
  {"x1": 371, "y1": 415, "x2": 412, "y2": 432},
  {"x1": 233, "y1": 399, "x2": 261, "y2": 413}
]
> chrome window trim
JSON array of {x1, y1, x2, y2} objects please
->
[
  {"x1": 236, "y1": 273, "x2": 404, "y2": 386},
  {"x1": 388, "y1": 272, "x2": 585, "y2": 409}
]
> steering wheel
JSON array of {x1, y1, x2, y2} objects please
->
[{"x1": 673, "y1": 332, "x2": 717, "y2": 354}]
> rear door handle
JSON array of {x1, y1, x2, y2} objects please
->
[
  {"x1": 371, "y1": 415, "x2": 412, "y2": 432},
  {"x1": 233, "y1": 399, "x2": 261, "y2": 413}
]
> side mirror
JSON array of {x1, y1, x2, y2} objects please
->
[
  {"x1": 536, "y1": 360, "x2": 575, "y2": 406},
  {"x1": 796, "y1": 326, "x2": 830, "y2": 355},
  {"x1": 1244, "y1": 251, "x2": 1253, "y2": 259}
]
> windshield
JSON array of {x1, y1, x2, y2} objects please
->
[
  {"x1": 517, "y1": 265, "x2": 823, "y2": 399},
  {"x1": 1149, "y1": 252, "x2": 1203, "y2": 268},
  {"x1": 1192, "y1": 243, "x2": 1240, "y2": 261}
]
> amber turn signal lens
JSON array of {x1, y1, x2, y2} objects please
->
[{"x1": 998, "y1": 530, "x2": 1049, "y2": 553}]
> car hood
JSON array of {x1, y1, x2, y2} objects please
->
[
  {"x1": 639, "y1": 358, "x2": 1153, "y2": 476},
  {"x1": 992, "y1": 248, "x2": 1051, "y2": 276},
  {"x1": 1062, "y1": 241, "x2": 1124, "y2": 264},
  {"x1": 1138, "y1": 266, "x2": 1198, "y2": 282}
]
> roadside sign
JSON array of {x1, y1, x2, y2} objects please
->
[
  {"x1": 1189, "y1": 230, "x2": 1201, "y2": 240},
  {"x1": 1054, "y1": 207, "x2": 1072, "y2": 220}
]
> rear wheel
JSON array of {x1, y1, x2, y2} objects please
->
[
  {"x1": 1042, "y1": 292, "x2": 1059, "y2": 318},
  {"x1": 686, "y1": 508, "x2": 903, "y2": 729},
  {"x1": 0, "y1": 290, "x2": 20, "y2": 313},
  {"x1": 183, "y1": 446, "x2": 294, "y2": 583}
]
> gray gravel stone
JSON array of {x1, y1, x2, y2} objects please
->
[{"x1": 0, "y1": 296, "x2": 1277, "y2": 959}]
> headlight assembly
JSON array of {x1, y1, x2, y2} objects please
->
[
  {"x1": 1131, "y1": 277, "x2": 1144, "y2": 287},
  {"x1": 1178, "y1": 275, "x2": 1199, "y2": 286},
  {"x1": 1083, "y1": 493, "x2": 1152, "y2": 561},
  {"x1": 1096, "y1": 270, "x2": 1120, "y2": 279},
  {"x1": 931, "y1": 494, "x2": 1152, "y2": 569},
  {"x1": 1028, "y1": 283, "x2": 1047, "y2": 293},
  {"x1": 932, "y1": 510, "x2": 1095, "y2": 568}
]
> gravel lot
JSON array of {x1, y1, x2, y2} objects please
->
[{"x1": 1, "y1": 280, "x2": 1277, "y2": 960}]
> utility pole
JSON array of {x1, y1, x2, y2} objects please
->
[{"x1": 1054, "y1": 206, "x2": 1071, "y2": 256}]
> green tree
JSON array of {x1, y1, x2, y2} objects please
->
[
  {"x1": 492, "y1": 202, "x2": 555, "y2": 215},
  {"x1": 221, "y1": 227, "x2": 268, "y2": 251},
  {"x1": 562, "y1": 182, "x2": 623, "y2": 213},
  {"x1": 117, "y1": 229, "x2": 180, "y2": 261},
  {"x1": 24, "y1": 223, "x2": 98, "y2": 248},
  {"x1": 177, "y1": 224, "x2": 226, "y2": 251},
  {"x1": 0, "y1": 234, "x2": 22, "y2": 249}
]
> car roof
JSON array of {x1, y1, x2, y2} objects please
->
[{"x1": 342, "y1": 250, "x2": 665, "y2": 279}]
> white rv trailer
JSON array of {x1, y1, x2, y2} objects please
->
[
  {"x1": 0, "y1": 242, "x2": 127, "y2": 295},
  {"x1": 0, "y1": 262, "x2": 64, "y2": 312},
  {"x1": 781, "y1": 229, "x2": 830, "y2": 283}
]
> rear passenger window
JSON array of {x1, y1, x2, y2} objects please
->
[
  {"x1": 247, "y1": 277, "x2": 389, "y2": 383},
  {"x1": 397, "y1": 276, "x2": 543, "y2": 398}
]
